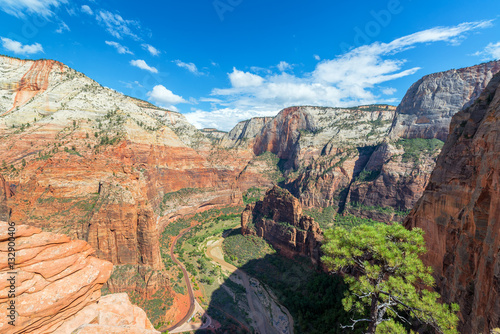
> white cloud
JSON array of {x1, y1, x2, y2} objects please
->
[
  {"x1": 201, "y1": 20, "x2": 492, "y2": 130},
  {"x1": 313, "y1": 54, "x2": 321, "y2": 61},
  {"x1": 184, "y1": 108, "x2": 277, "y2": 131},
  {"x1": 55, "y1": 21, "x2": 70, "y2": 34},
  {"x1": 142, "y1": 43, "x2": 160, "y2": 56},
  {"x1": 228, "y1": 68, "x2": 264, "y2": 88},
  {"x1": 105, "y1": 41, "x2": 133, "y2": 55},
  {"x1": 147, "y1": 85, "x2": 186, "y2": 106},
  {"x1": 277, "y1": 61, "x2": 292, "y2": 72},
  {"x1": 96, "y1": 10, "x2": 140, "y2": 40},
  {"x1": 130, "y1": 59, "x2": 157, "y2": 73},
  {"x1": 382, "y1": 87, "x2": 397, "y2": 95},
  {"x1": 81, "y1": 4, "x2": 93, "y2": 15},
  {"x1": 0, "y1": 0, "x2": 67, "y2": 18},
  {"x1": 174, "y1": 60, "x2": 202, "y2": 75},
  {"x1": 1, "y1": 37, "x2": 43, "y2": 55},
  {"x1": 474, "y1": 42, "x2": 500, "y2": 60}
]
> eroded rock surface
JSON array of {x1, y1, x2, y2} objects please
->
[
  {"x1": 391, "y1": 60, "x2": 500, "y2": 141},
  {"x1": 241, "y1": 186, "x2": 323, "y2": 264},
  {"x1": 405, "y1": 72, "x2": 500, "y2": 333}
]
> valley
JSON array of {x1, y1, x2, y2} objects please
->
[{"x1": 0, "y1": 53, "x2": 499, "y2": 333}]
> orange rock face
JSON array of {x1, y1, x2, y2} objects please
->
[
  {"x1": 0, "y1": 220, "x2": 112, "y2": 333},
  {"x1": 241, "y1": 186, "x2": 323, "y2": 264},
  {"x1": 405, "y1": 73, "x2": 500, "y2": 333},
  {"x1": 0, "y1": 55, "x2": 276, "y2": 325},
  {"x1": 54, "y1": 293, "x2": 159, "y2": 334}
]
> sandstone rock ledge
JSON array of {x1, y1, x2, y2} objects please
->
[{"x1": 0, "y1": 221, "x2": 159, "y2": 334}]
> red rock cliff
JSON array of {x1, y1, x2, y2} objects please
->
[
  {"x1": 404, "y1": 72, "x2": 500, "y2": 333},
  {"x1": 241, "y1": 186, "x2": 323, "y2": 264}
]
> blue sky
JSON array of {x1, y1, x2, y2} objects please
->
[{"x1": 0, "y1": 0, "x2": 499, "y2": 131}]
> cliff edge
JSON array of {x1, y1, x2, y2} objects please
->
[{"x1": 405, "y1": 72, "x2": 500, "y2": 333}]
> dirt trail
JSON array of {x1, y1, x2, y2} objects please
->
[{"x1": 206, "y1": 237, "x2": 294, "y2": 334}]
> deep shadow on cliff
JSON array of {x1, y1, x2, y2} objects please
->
[{"x1": 196, "y1": 248, "x2": 354, "y2": 334}]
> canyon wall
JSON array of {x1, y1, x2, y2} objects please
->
[
  {"x1": 390, "y1": 60, "x2": 500, "y2": 141},
  {"x1": 223, "y1": 61, "x2": 500, "y2": 223},
  {"x1": 241, "y1": 186, "x2": 323, "y2": 265},
  {"x1": 405, "y1": 72, "x2": 500, "y2": 333},
  {"x1": 0, "y1": 55, "x2": 267, "y2": 324}
]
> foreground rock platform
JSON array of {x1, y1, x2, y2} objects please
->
[{"x1": 0, "y1": 220, "x2": 158, "y2": 334}]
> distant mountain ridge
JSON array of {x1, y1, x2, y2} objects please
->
[
  {"x1": 221, "y1": 60, "x2": 500, "y2": 222},
  {"x1": 2, "y1": 54, "x2": 500, "y2": 328}
]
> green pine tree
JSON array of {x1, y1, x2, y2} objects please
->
[{"x1": 321, "y1": 223, "x2": 459, "y2": 334}]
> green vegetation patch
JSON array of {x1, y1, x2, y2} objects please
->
[
  {"x1": 253, "y1": 151, "x2": 285, "y2": 183},
  {"x1": 334, "y1": 214, "x2": 381, "y2": 231},
  {"x1": 242, "y1": 187, "x2": 265, "y2": 205},
  {"x1": 233, "y1": 249, "x2": 355, "y2": 334},
  {"x1": 356, "y1": 169, "x2": 381, "y2": 182},
  {"x1": 395, "y1": 138, "x2": 444, "y2": 163},
  {"x1": 304, "y1": 206, "x2": 337, "y2": 230},
  {"x1": 348, "y1": 202, "x2": 410, "y2": 218},
  {"x1": 222, "y1": 230, "x2": 276, "y2": 266}
]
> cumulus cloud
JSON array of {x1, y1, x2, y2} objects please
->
[
  {"x1": 96, "y1": 10, "x2": 140, "y2": 40},
  {"x1": 174, "y1": 60, "x2": 202, "y2": 75},
  {"x1": 198, "y1": 20, "x2": 492, "y2": 130},
  {"x1": 147, "y1": 85, "x2": 186, "y2": 107},
  {"x1": 0, "y1": 0, "x2": 67, "y2": 18},
  {"x1": 130, "y1": 59, "x2": 157, "y2": 73},
  {"x1": 105, "y1": 41, "x2": 133, "y2": 55},
  {"x1": 81, "y1": 4, "x2": 93, "y2": 15},
  {"x1": 313, "y1": 54, "x2": 321, "y2": 61},
  {"x1": 1, "y1": 37, "x2": 43, "y2": 55},
  {"x1": 228, "y1": 68, "x2": 264, "y2": 88},
  {"x1": 142, "y1": 43, "x2": 160, "y2": 56},
  {"x1": 277, "y1": 61, "x2": 292, "y2": 72},
  {"x1": 474, "y1": 42, "x2": 500, "y2": 60},
  {"x1": 184, "y1": 108, "x2": 277, "y2": 131}
]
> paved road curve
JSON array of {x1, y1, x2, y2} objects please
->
[{"x1": 165, "y1": 225, "x2": 197, "y2": 333}]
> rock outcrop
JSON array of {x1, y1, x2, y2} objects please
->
[
  {"x1": 221, "y1": 117, "x2": 273, "y2": 148},
  {"x1": 241, "y1": 186, "x2": 323, "y2": 264},
  {"x1": 0, "y1": 55, "x2": 267, "y2": 318},
  {"x1": 390, "y1": 60, "x2": 500, "y2": 141},
  {"x1": 405, "y1": 72, "x2": 500, "y2": 333},
  {"x1": 0, "y1": 220, "x2": 158, "y2": 333},
  {"x1": 224, "y1": 62, "x2": 500, "y2": 223}
]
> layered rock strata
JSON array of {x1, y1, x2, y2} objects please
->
[
  {"x1": 405, "y1": 72, "x2": 500, "y2": 333},
  {"x1": 223, "y1": 62, "x2": 500, "y2": 223},
  {"x1": 0, "y1": 55, "x2": 268, "y2": 317},
  {"x1": 241, "y1": 186, "x2": 323, "y2": 264},
  {"x1": 0, "y1": 220, "x2": 158, "y2": 333}
]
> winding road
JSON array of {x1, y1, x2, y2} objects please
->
[
  {"x1": 163, "y1": 223, "x2": 293, "y2": 333},
  {"x1": 165, "y1": 224, "x2": 211, "y2": 333}
]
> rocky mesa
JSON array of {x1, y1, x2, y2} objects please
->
[{"x1": 405, "y1": 71, "x2": 500, "y2": 333}]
